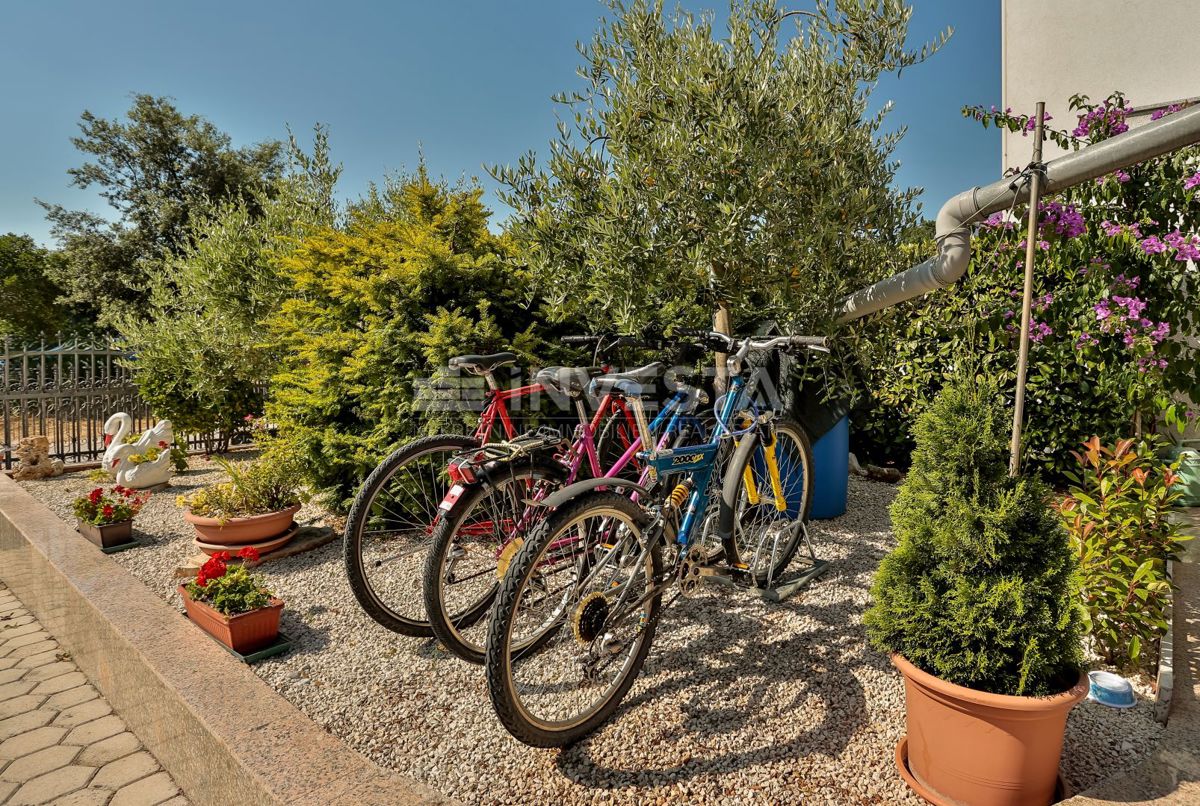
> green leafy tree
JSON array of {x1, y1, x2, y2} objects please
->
[
  {"x1": 41, "y1": 94, "x2": 284, "y2": 326},
  {"x1": 0, "y1": 234, "x2": 79, "y2": 340},
  {"x1": 267, "y1": 168, "x2": 553, "y2": 508},
  {"x1": 493, "y1": 0, "x2": 945, "y2": 385},
  {"x1": 864, "y1": 375, "x2": 1083, "y2": 696},
  {"x1": 116, "y1": 128, "x2": 340, "y2": 450}
]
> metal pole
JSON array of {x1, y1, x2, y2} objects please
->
[{"x1": 1009, "y1": 101, "x2": 1045, "y2": 477}]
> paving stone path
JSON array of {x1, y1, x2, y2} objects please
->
[{"x1": 0, "y1": 582, "x2": 188, "y2": 805}]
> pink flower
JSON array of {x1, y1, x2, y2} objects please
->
[
  {"x1": 1140, "y1": 236, "x2": 1167, "y2": 254},
  {"x1": 1183, "y1": 172, "x2": 1200, "y2": 190}
]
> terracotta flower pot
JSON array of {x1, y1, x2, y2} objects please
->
[
  {"x1": 893, "y1": 653, "x2": 1088, "y2": 806},
  {"x1": 183, "y1": 503, "x2": 300, "y2": 546},
  {"x1": 77, "y1": 519, "x2": 135, "y2": 549},
  {"x1": 178, "y1": 585, "x2": 283, "y2": 654}
]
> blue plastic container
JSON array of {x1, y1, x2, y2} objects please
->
[{"x1": 810, "y1": 415, "x2": 849, "y2": 520}]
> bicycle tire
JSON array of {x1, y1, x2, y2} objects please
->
[
  {"x1": 717, "y1": 417, "x2": 813, "y2": 586},
  {"x1": 344, "y1": 433, "x2": 478, "y2": 636},
  {"x1": 485, "y1": 491, "x2": 662, "y2": 747},
  {"x1": 423, "y1": 458, "x2": 567, "y2": 664}
]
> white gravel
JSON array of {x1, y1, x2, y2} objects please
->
[{"x1": 20, "y1": 460, "x2": 1165, "y2": 804}]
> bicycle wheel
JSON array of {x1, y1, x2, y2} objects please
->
[
  {"x1": 344, "y1": 433, "x2": 477, "y2": 635},
  {"x1": 423, "y1": 459, "x2": 566, "y2": 663},
  {"x1": 718, "y1": 417, "x2": 813, "y2": 586},
  {"x1": 485, "y1": 492, "x2": 662, "y2": 747}
]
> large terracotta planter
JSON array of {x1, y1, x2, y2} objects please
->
[
  {"x1": 893, "y1": 653, "x2": 1088, "y2": 806},
  {"x1": 77, "y1": 519, "x2": 135, "y2": 550},
  {"x1": 178, "y1": 585, "x2": 283, "y2": 654},
  {"x1": 183, "y1": 503, "x2": 300, "y2": 546}
]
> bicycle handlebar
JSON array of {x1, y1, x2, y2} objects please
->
[{"x1": 671, "y1": 330, "x2": 829, "y2": 354}]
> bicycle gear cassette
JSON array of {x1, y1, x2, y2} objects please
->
[
  {"x1": 571, "y1": 591, "x2": 610, "y2": 645},
  {"x1": 495, "y1": 538, "x2": 523, "y2": 580}
]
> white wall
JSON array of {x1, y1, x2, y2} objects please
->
[{"x1": 1002, "y1": 0, "x2": 1200, "y2": 172}]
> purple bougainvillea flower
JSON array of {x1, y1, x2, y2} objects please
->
[
  {"x1": 1176, "y1": 242, "x2": 1200, "y2": 262},
  {"x1": 1094, "y1": 300, "x2": 1111, "y2": 320},
  {"x1": 1029, "y1": 320, "x2": 1053, "y2": 343},
  {"x1": 1184, "y1": 172, "x2": 1200, "y2": 190},
  {"x1": 1140, "y1": 236, "x2": 1167, "y2": 254},
  {"x1": 1100, "y1": 220, "x2": 1123, "y2": 237},
  {"x1": 1151, "y1": 321, "x2": 1171, "y2": 343}
]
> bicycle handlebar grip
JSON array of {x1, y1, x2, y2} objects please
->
[{"x1": 790, "y1": 336, "x2": 829, "y2": 348}]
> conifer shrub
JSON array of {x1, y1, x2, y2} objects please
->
[
  {"x1": 864, "y1": 375, "x2": 1083, "y2": 697},
  {"x1": 266, "y1": 169, "x2": 580, "y2": 510}
]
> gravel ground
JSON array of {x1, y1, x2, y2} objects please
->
[{"x1": 21, "y1": 459, "x2": 1166, "y2": 805}]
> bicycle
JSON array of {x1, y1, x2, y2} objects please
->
[
  {"x1": 483, "y1": 331, "x2": 825, "y2": 747},
  {"x1": 422, "y1": 361, "x2": 709, "y2": 663},
  {"x1": 343, "y1": 336, "x2": 677, "y2": 636}
]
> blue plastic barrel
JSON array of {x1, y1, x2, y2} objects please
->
[{"x1": 809, "y1": 415, "x2": 849, "y2": 519}]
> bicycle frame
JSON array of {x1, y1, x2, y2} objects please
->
[{"x1": 460, "y1": 390, "x2": 698, "y2": 543}]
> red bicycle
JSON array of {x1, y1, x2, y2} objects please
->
[{"x1": 344, "y1": 340, "x2": 644, "y2": 636}]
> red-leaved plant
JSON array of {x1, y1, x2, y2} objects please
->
[{"x1": 1054, "y1": 436, "x2": 1192, "y2": 672}]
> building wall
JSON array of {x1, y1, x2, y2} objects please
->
[{"x1": 1002, "y1": 0, "x2": 1200, "y2": 173}]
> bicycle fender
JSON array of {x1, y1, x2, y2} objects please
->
[{"x1": 537, "y1": 476, "x2": 652, "y2": 510}]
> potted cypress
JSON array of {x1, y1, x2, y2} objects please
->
[
  {"x1": 72, "y1": 486, "x2": 149, "y2": 549},
  {"x1": 179, "y1": 547, "x2": 283, "y2": 653},
  {"x1": 864, "y1": 376, "x2": 1087, "y2": 806}
]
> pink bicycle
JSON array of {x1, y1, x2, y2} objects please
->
[{"x1": 343, "y1": 337, "x2": 658, "y2": 637}]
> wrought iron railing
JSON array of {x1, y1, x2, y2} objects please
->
[{"x1": 0, "y1": 336, "x2": 245, "y2": 470}]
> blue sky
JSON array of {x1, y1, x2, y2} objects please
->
[{"x1": 0, "y1": 0, "x2": 999, "y2": 245}]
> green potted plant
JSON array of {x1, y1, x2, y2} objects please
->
[
  {"x1": 179, "y1": 547, "x2": 283, "y2": 653},
  {"x1": 177, "y1": 444, "x2": 305, "y2": 551},
  {"x1": 72, "y1": 486, "x2": 148, "y2": 549},
  {"x1": 864, "y1": 376, "x2": 1087, "y2": 806}
]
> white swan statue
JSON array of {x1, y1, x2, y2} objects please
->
[
  {"x1": 103, "y1": 414, "x2": 176, "y2": 489},
  {"x1": 102, "y1": 413, "x2": 133, "y2": 469}
]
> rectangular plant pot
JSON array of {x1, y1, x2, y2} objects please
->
[
  {"x1": 177, "y1": 585, "x2": 284, "y2": 654},
  {"x1": 77, "y1": 519, "x2": 135, "y2": 550}
]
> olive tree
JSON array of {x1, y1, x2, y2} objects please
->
[{"x1": 493, "y1": 0, "x2": 945, "y2": 383}]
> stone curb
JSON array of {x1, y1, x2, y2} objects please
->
[
  {"x1": 1156, "y1": 557, "x2": 1176, "y2": 725},
  {"x1": 0, "y1": 473, "x2": 456, "y2": 806}
]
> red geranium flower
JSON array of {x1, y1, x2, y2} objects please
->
[
  {"x1": 194, "y1": 571, "x2": 208, "y2": 588},
  {"x1": 88, "y1": 488, "x2": 104, "y2": 504},
  {"x1": 199, "y1": 554, "x2": 228, "y2": 581},
  {"x1": 237, "y1": 546, "x2": 261, "y2": 563},
  {"x1": 102, "y1": 505, "x2": 114, "y2": 520}
]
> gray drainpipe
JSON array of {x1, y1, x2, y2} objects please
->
[{"x1": 837, "y1": 103, "x2": 1200, "y2": 324}]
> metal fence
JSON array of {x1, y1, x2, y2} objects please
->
[{"x1": 0, "y1": 337, "x2": 241, "y2": 470}]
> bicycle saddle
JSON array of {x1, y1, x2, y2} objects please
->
[
  {"x1": 534, "y1": 366, "x2": 604, "y2": 398},
  {"x1": 589, "y1": 362, "x2": 664, "y2": 397},
  {"x1": 448, "y1": 351, "x2": 518, "y2": 374}
]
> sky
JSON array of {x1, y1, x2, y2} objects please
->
[{"x1": 0, "y1": 0, "x2": 1000, "y2": 245}]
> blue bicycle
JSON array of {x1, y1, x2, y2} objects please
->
[{"x1": 483, "y1": 331, "x2": 826, "y2": 747}]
